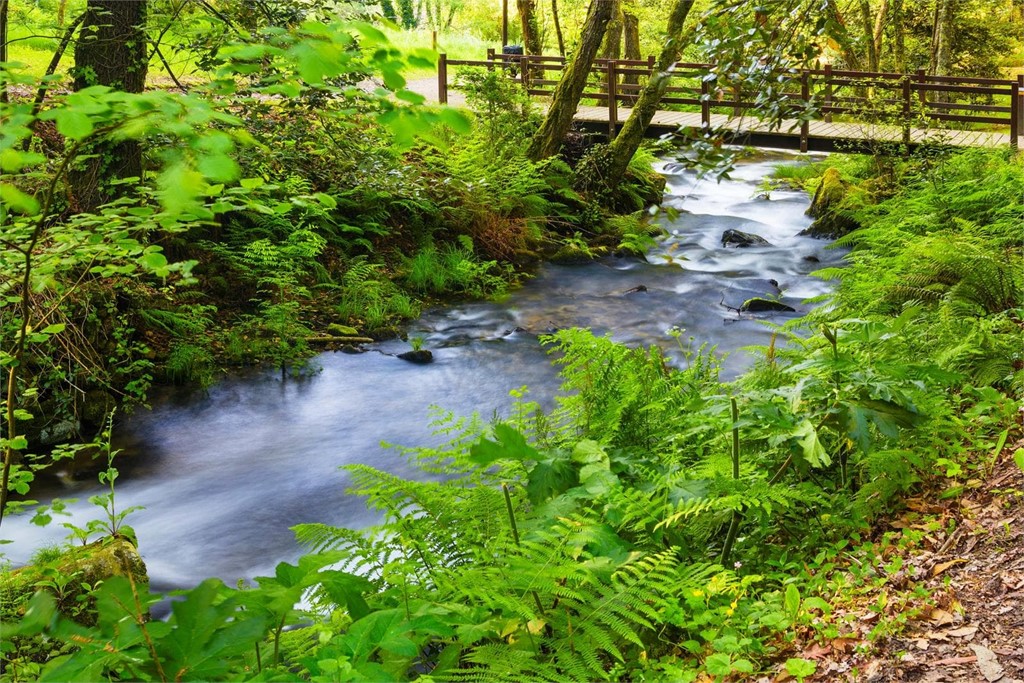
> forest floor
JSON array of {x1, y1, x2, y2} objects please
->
[{"x1": 773, "y1": 434, "x2": 1024, "y2": 682}]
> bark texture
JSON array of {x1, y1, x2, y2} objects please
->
[
  {"x1": 70, "y1": 0, "x2": 148, "y2": 212},
  {"x1": 601, "y1": 0, "x2": 695, "y2": 188},
  {"x1": 551, "y1": 0, "x2": 565, "y2": 56},
  {"x1": 517, "y1": 0, "x2": 543, "y2": 55},
  {"x1": 526, "y1": 0, "x2": 615, "y2": 161}
]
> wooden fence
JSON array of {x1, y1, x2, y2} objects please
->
[{"x1": 438, "y1": 51, "x2": 1024, "y2": 151}]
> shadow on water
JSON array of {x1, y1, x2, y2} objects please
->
[{"x1": 1, "y1": 152, "x2": 845, "y2": 592}]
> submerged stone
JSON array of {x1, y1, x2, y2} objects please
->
[
  {"x1": 397, "y1": 349, "x2": 434, "y2": 364},
  {"x1": 722, "y1": 229, "x2": 772, "y2": 248}
]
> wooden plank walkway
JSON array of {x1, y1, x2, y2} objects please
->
[
  {"x1": 434, "y1": 53, "x2": 1024, "y2": 152},
  {"x1": 573, "y1": 105, "x2": 1013, "y2": 151}
]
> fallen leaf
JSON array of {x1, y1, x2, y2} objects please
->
[
  {"x1": 932, "y1": 558, "x2": 968, "y2": 577},
  {"x1": 929, "y1": 608, "x2": 956, "y2": 626},
  {"x1": 969, "y1": 644, "x2": 1004, "y2": 682},
  {"x1": 926, "y1": 655, "x2": 977, "y2": 666},
  {"x1": 946, "y1": 626, "x2": 978, "y2": 639},
  {"x1": 915, "y1": 638, "x2": 931, "y2": 650}
]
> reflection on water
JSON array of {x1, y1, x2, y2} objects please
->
[{"x1": 1, "y1": 152, "x2": 843, "y2": 591}]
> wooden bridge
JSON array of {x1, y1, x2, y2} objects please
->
[{"x1": 437, "y1": 52, "x2": 1024, "y2": 152}]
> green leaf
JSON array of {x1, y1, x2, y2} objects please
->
[
  {"x1": 0, "y1": 183, "x2": 40, "y2": 215},
  {"x1": 785, "y1": 657, "x2": 817, "y2": 680},
  {"x1": 784, "y1": 583, "x2": 801, "y2": 622},
  {"x1": 197, "y1": 153, "x2": 240, "y2": 183},
  {"x1": 705, "y1": 652, "x2": 733, "y2": 676},
  {"x1": 158, "y1": 162, "x2": 205, "y2": 215},
  {"x1": 1013, "y1": 448, "x2": 1024, "y2": 474},
  {"x1": 792, "y1": 419, "x2": 830, "y2": 468},
  {"x1": 158, "y1": 579, "x2": 269, "y2": 681},
  {"x1": 469, "y1": 424, "x2": 539, "y2": 465},
  {"x1": 395, "y1": 89, "x2": 426, "y2": 105},
  {"x1": 313, "y1": 192, "x2": 337, "y2": 209},
  {"x1": 139, "y1": 251, "x2": 169, "y2": 271},
  {"x1": 53, "y1": 109, "x2": 94, "y2": 140}
]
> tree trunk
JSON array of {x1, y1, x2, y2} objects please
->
[
  {"x1": 600, "y1": 0, "x2": 622, "y2": 91},
  {"x1": 929, "y1": 0, "x2": 953, "y2": 76},
  {"x1": 70, "y1": 0, "x2": 148, "y2": 212},
  {"x1": 526, "y1": 0, "x2": 614, "y2": 161},
  {"x1": 517, "y1": 0, "x2": 543, "y2": 55},
  {"x1": 825, "y1": 0, "x2": 862, "y2": 70},
  {"x1": 551, "y1": 0, "x2": 565, "y2": 56},
  {"x1": 602, "y1": 0, "x2": 695, "y2": 188},
  {"x1": 622, "y1": 12, "x2": 641, "y2": 101},
  {"x1": 891, "y1": 0, "x2": 905, "y2": 72},
  {"x1": 0, "y1": 0, "x2": 8, "y2": 104}
]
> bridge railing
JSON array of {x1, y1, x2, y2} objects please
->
[{"x1": 437, "y1": 52, "x2": 1023, "y2": 150}]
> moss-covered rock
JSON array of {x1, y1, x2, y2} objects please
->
[
  {"x1": 1, "y1": 537, "x2": 148, "y2": 625},
  {"x1": 802, "y1": 167, "x2": 859, "y2": 239}
]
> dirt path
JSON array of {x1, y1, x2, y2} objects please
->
[{"x1": 796, "y1": 439, "x2": 1024, "y2": 682}]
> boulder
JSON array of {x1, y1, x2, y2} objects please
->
[
  {"x1": 740, "y1": 298, "x2": 796, "y2": 313},
  {"x1": 623, "y1": 285, "x2": 648, "y2": 294},
  {"x1": 397, "y1": 349, "x2": 434, "y2": 364},
  {"x1": 1, "y1": 538, "x2": 149, "y2": 625},
  {"x1": 801, "y1": 167, "x2": 859, "y2": 239},
  {"x1": 722, "y1": 229, "x2": 772, "y2": 248}
]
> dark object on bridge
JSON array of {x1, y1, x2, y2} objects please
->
[
  {"x1": 740, "y1": 298, "x2": 796, "y2": 313},
  {"x1": 502, "y1": 45, "x2": 523, "y2": 77},
  {"x1": 722, "y1": 229, "x2": 772, "y2": 248},
  {"x1": 397, "y1": 349, "x2": 434, "y2": 364},
  {"x1": 623, "y1": 285, "x2": 648, "y2": 294},
  {"x1": 801, "y1": 168, "x2": 859, "y2": 239}
]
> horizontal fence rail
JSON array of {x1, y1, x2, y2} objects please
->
[{"x1": 438, "y1": 52, "x2": 1023, "y2": 151}]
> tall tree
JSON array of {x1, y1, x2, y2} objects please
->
[
  {"x1": 70, "y1": 0, "x2": 148, "y2": 212},
  {"x1": 929, "y1": 0, "x2": 954, "y2": 76},
  {"x1": 600, "y1": 0, "x2": 695, "y2": 188},
  {"x1": 517, "y1": 0, "x2": 543, "y2": 55},
  {"x1": 551, "y1": 0, "x2": 566, "y2": 56},
  {"x1": 526, "y1": 0, "x2": 614, "y2": 160}
]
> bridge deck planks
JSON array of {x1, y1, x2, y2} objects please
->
[{"x1": 573, "y1": 104, "x2": 1012, "y2": 149}]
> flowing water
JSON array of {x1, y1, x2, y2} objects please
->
[{"x1": 3, "y1": 152, "x2": 844, "y2": 593}]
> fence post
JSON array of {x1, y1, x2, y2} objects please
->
[
  {"x1": 647, "y1": 54, "x2": 655, "y2": 73},
  {"x1": 823, "y1": 64, "x2": 832, "y2": 123},
  {"x1": 701, "y1": 77, "x2": 710, "y2": 129},
  {"x1": 1011, "y1": 78, "x2": 1020, "y2": 151},
  {"x1": 608, "y1": 60, "x2": 618, "y2": 138},
  {"x1": 1018, "y1": 75, "x2": 1024, "y2": 137},
  {"x1": 438, "y1": 53, "x2": 448, "y2": 105},
  {"x1": 902, "y1": 75, "x2": 911, "y2": 147},
  {"x1": 520, "y1": 54, "x2": 530, "y2": 91},
  {"x1": 800, "y1": 71, "x2": 809, "y2": 153}
]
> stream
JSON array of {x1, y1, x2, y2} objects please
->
[{"x1": 3, "y1": 152, "x2": 844, "y2": 593}]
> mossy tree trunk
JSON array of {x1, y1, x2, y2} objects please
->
[
  {"x1": 69, "y1": 0, "x2": 148, "y2": 212},
  {"x1": 517, "y1": 0, "x2": 543, "y2": 55},
  {"x1": 600, "y1": 0, "x2": 694, "y2": 189},
  {"x1": 551, "y1": 0, "x2": 565, "y2": 56},
  {"x1": 622, "y1": 12, "x2": 641, "y2": 101},
  {"x1": 526, "y1": 0, "x2": 614, "y2": 161}
]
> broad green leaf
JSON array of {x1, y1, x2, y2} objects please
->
[
  {"x1": 395, "y1": 89, "x2": 426, "y2": 105},
  {"x1": 157, "y1": 162, "x2": 205, "y2": 215},
  {"x1": 469, "y1": 423, "x2": 539, "y2": 465},
  {"x1": 1013, "y1": 448, "x2": 1024, "y2": 474},
  {"x1": 139, "y1": 251, "x2": 168, "y2": 271},
  {"x1": 0, "y1": 183, "x2": 40, "y2": 215},
  {"x1": 791, "y1": 419, "x2": 830, "y2": 468},
  {"x1": 313, "y1": 192, "x2": 338, "y2": 209},
  {"x1": 53, "y1": 109, "x2": 94, "y2": 140},
  {"x1": 784, "y1": 583, "x2": 800, "y2": 621},
  {"x1": 705, "y1": 653, "x2": 733, "y2": 676},
  {"x1": 785, "y1": 658, "x2": 817, "y2": 680},
  {"x1": 197, "y1": 153, "x2": 240, "y2": 183}
]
